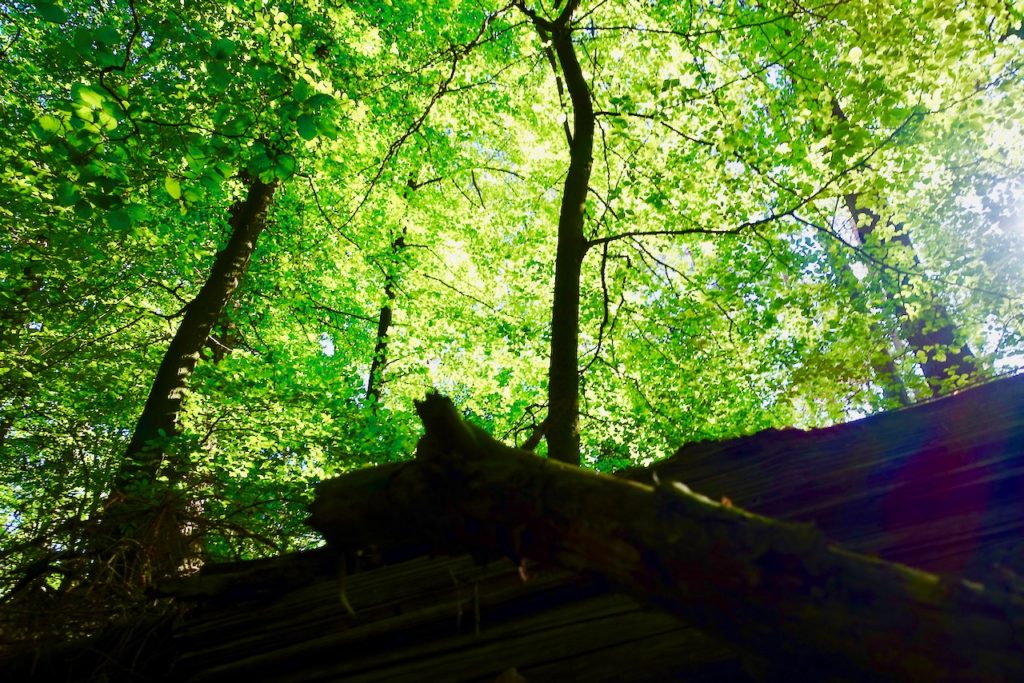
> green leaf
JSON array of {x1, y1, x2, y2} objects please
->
[
  {"x1": 292, "y1": 79, "x2": 314, "y2": 103},
  {"x1": 200, "y1": 172, "x2": 224, "y2": 192},
  {"x1": 279, "y1": 101, "x2": 300, "y2": 122},
  {"x1": 274, "y1": 154, "x2": 296, "y2": 180},
  {"x1": 56, "y1": 182, "x2": 80, "y2": 207},
  {"x1": 296, "y1": 114, "x2": 318, "y2": 141},
  {"x1": 71, "y1": 83, "x2": 104, "y2": 108},
  {"x1": 210, "y1": 38, "x2": 236, "y2": 59},
  {"x1": 306, "y1": 93, "x2": 335, "y2": 111},
  {"x1": 37, "y1": 114, "x2": 62, "y2": 134},
  {"x1": 96, "y1": 50, "x2": 121, "y2": 68},
  {"x1": 106, "y1": 209, "x2": 132, "y2": 230},
  {"x1": 95, "y1": 26, "x2": 120, "y2": 45},
  {"x1": 35, "y1": 1, "x2": 67, "y2": 23},
  {"x1": 96, "y1": 108, "x2": 118, "y2": 131},
  {"x1": 208, "y1": 61, "x2": 232, "y2": 89},
  {"x1": 316, "y1": 117, "x2": 339, "y2": 140},
  {"x1": 221, "y1": 115, "x2": 251, "y2": 136},
  {"x1": 246, "y1": 151, "x2": 273, "y2": 177},
  {"x1": 164, "y1": 176, "x2": 182, "y2": 200}
]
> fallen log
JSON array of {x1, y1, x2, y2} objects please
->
[
  {"x1": 308, "y1": 393, "x2": 1024, "y2": 682},
  {"x1": 620, "y1": 373, "x2": 1024, "y2": 580}
]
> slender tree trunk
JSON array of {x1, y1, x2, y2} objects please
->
[
  {"x1": 526, "y1": 3, "x2": 593, "y2": 466},
  {"x1": 814, "y1": 233, "x2": 911, "y2": 406},
  {"x1": 100, "y1": 178, "x2": 276, "y2": 585},
  {"x1": 366, "y1": 280, "x2": 395, "y2": 408},
  {"x1": 366, "y1": 175, "x2": 435, "y2": 409},
  {"x1": 874, "y1": 337, "x2": 913, "y2": 406},
  {"x1": 831, "y1": 101, "x2": 978, "y2": 396},
  {"x1": 366, "y1": 232, "x2": 405, "y2": 409},
  {"x1": 843, "y1": 195, "x2": 979, "y2": 395}
]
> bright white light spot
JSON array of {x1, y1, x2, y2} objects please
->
[
  {"x1": 319, "y1": 332, "x2": 335, "y2": 357},
  {"x1": 1010, "y1": 208, "x2": 1024, "y2": 237},
  {"x1": 956, "y1": 190, "x2": 984, "y2": 215},
  {"x1": 995, "y1": 353, "x2": 1024, "y2": 373}
]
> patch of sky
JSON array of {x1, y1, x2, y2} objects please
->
[{"x1": 318, "y1": 331, "x2": 335, "y2": 356}]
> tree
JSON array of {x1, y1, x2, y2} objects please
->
[
  {"x1": 1, "y1": 0, "x2": 1023, "y2": 641},
  {"x1": 516, "y1": 0, "x2": 595, "y2": 466},
  {"x1": 100, "y1": 177, "x2": 277, "y2": 585}
]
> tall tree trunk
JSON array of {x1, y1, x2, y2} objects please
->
[
  {"x1": 843, "y1": 195, "x2": 979, "y2": 395},
  {"x1": 832, "y1": 101, "x2": 978, "y2": 396},
  {"x1": 814, "y1": 234, "x2": 912, "y2": 406},
  {"x1": 524, "y1": 1, "x2": 593, "y2": 466},
  {"x1": 100, "y1": 178, "x2": 276, "y2": 585},
  {"x1": 873, "y1": 336, "x2": 913, "y2": 406},
  {"x1": 367, "y1": 176, "x2": 434, "y2": 410},
  {"x1": 366, "y1": 232, "x2": 404, "y2": 408}
]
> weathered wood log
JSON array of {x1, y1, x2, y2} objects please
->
[
  {"x1": 308, "y1": 393, "x2": 1024, "y2": 682},
  {"x1": 621, "y1": 372, "x2": 1024, "y2": 580}
]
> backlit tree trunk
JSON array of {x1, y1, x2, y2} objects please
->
[
  {"x1": 521, "y1": 1, "x2": 594, "y2": 466},
  {"x1": 843, "y1": 194, "x2": 979, "y2": 395},
  {"x1": 366, "y1": 232, "x2": 404, "y2": 408},
  {"x1": 100, "y1": 178, "x2": 276, "y2": 586},
  {"x1": 832, "y1": 101, "x2": 978, "y2": 396}
]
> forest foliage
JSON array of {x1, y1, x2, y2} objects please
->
[{"x1": 1, "y1": 0, "x2": 1024, "y2": 617}]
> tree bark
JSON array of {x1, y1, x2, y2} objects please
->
[
  {"x1": 526, "y1": 2, "x2": 594, "y2": 466},
  {"x1": 366, "y1": 233, "x2": 404, "y2": 408},
  {"x1": 843, "y1": 195, "x2": 979, "y2": 394},
  {"x1": 832, "y1": 101, "x2": 978, "y2": 395},
  {"x1": 814, "y1": 233, "x2": 911, "y2": 406},
  {"x1": 309, "y1": 393, "x2": 1024, "y2": 682},
  {"x1": 101, "y1": 178, "x2": 276, "y2": 583}
]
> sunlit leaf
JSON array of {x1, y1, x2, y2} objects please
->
[{"x1": 164, "y1": 175, "x2": 182, "y2": 199}]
